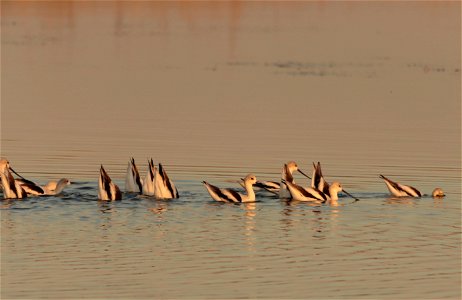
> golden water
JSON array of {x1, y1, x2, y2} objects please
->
[{"x1": 1, "y1": 2, "x2": 460, "y2": 299}]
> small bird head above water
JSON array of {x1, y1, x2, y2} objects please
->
[
  {"x1": 286, "y1": 161, "x2": 310, "y2": 178},
  {"x1": 59, "y1": 178, "x2": 71, "y2": 186},
  {"x1": 286, "y1": 161, "x2": 298, "y2": 172},
  {"x1": 244, "y1": 174, "x2": 257, "y2": 185},
  {"x1": 0, "y1": 159, "x2": 10, "y2": 173},
  {"x1": 432, "y1": 188, "x2": 445, "y2": 198},
  {"x1": 330, "y1": 182, "x2": 343, "y2": 193}
]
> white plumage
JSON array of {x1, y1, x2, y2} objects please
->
[
  {"x1": 380, "y1": 175, "x2": 422, "y2": 197},
  {"x1": 203, "y1": 174, "x2": 257, "y2": 203},
  {"x1": 285, "y1": 179, "x2": 329, "y2": 202},
  {"x1": 125, "y1": 157, "x2": 143, "y2": 193},
  {"x1": 142, "y1": 159, "x2": 156, "y2": 196},
  {"x1": 154, "y1": 163, "x2": 179, "y2": 199},
  {"x1": 18, "y1": 178, "x2": 70, "y2": 196},
  {"x1": 98, "y1": 165, "x2": 122, "y2": 201}
]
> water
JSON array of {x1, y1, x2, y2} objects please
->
[{"x1": 1, "y1": 2, "x2": 461, "y2": 299}]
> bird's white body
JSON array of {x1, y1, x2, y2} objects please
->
[
  {"x1": 380, "y1": 175, "x2": 422, "y2": 197},
  {"x1": 18, "y1": 178, "x2": 70, "y2": 196},
  {"x1": 142, "y1": 159, "x2": 156, "y2": 196},
  {"x1": 153, "y1": 163, "x2": 179, "y2": 199},
  {"x1": 285, "y1": 180, "x2": 327, "y2": 202},
  {"x1": 125, "y1": 158, "x2": 143, "y2": 193},
  {"x1": 98, "y1": 165, "x2": 122, "y2": 201},
  {"x1": 141, "y1": 159, "x2": 178, "y2": 199},
  {"x1": 203, "y1": 174, "x2": 257, "y2": 203}
]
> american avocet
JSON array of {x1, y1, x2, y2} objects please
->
[
  {"x1": 279, "y1": 161, "x2": 311, "y2": 198},
  {"x1": 154, "y1": 163, "x2": 179, "y2": 199},
  {"x1": 0, "y1": 159, "x2": 27, "y2": 199},
  {"x1": 379, "y1": 175, "x2": 421, "y2": 197},
  {"x1": 432, "y1": 188, "x2": 445, "y2": 198},
  {"x1": 311, "y1": 162, "x2": 359, "y2": 201},
  {"x1": 18, "y1": 178, "x2": 70, "y2": 196},
  {"x1": 125, "y1": 157, "x2": 143, "y2": 193},
  {"x1": 284, "y1": 179, "x2": 328, "y2": 202},
  {"x1": 98, "y1": 165, "x2": 122, "y2": 201},
  {"x1": 203, "y1": 174, "x2": 257, "y2": 203},
  {"x1": 142, "y1": 158, "x2": 155, "y2": 196}
]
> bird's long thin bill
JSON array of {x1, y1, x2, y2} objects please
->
[
  {"x1": 298, "y1": 169, "x2": 312, "y2": 179},
  {"x1": 343, "y1": 189, "x2": 359, "y2": 201},
  {"x1": 9, "y1": 167, "x2": 27, "y2": 180}
]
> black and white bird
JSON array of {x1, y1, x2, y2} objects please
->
[
  {"x1": 98, "y1": 165, "x2": 122, "y2": 201},
  {"x1": 311, "y1": 162, "x2": 359, "y2": 201},
  {"x1": 380, "y1": 175, "x2": 424, "y2": 197},
  {"x1": 0, "y1": 159, "x2": 27, "y2": 199},
  {"x1": 18, "y1": 178, "x2": 71, "y2": 196},
  {"x1": 279, "y1": 161, "x2": 311, "y2": 198},
  {"x1": 125, "y1": 157, "x2": 143, "y2": 193},
  {"x1": 284, "y1": 179, "x2": 331, "y2": 202},
  {"x1": 142, "y1": 158, "x2": 156, "y2": 196},
  {"x1": 203, "y1": 174, "x2": 257, "y2": 203},
  {"x1": 154, "y1": 163, "x2": 179, "y2": 199}
]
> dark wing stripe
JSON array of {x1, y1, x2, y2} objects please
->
[
  {"x1": 380, "y1": 175, "x2": 403, "y2": 192},
  {"x1": 293, "y1": 184, "x2": 312, "y2": 198},
  {"x1": 313, "y1": 162, "x2": 322, "y2": 189},
  {"x1": 204, "y1": 182, "x2": 233, "y2": 202},
  {"x1": 149, "y1": 159, "x2": 154, "y2": 179},
  {"x1": 159, "y1": 163, "x2": 176, "y2": 198},
  {"x1": 115, "y1": 185, "x2": 122, "y2": 200},
  {"x1": 101, "y1": 166, "x2": 113, "y2": 200},
  {"x1": 20, "y1": 187, "x2": 27, "y2": 198},
  {"x1": 6, "y1": 170, "x2": 19, "y2": 198},
  {"x1": 21, "y1": 182, "x2": 45, "y2": 194},
  {"x1": 227, "y1": 189, "x2": 242, "y2": 202},
  {"x1": 254, "y1": 182, "x2": 268, "y2": 189},
  {"x1": 410, "y1": 186, "x2": 422, "y2": 197},
  {"x1": 131, "y1": 158, "x2": 142, "y2": 192},
  {"x1": 314, "y1": 188, "x2": 328, "y2": 201},
  {"x1": 284, "y1": 164, "x2": 293, "y2": 183},
  {"x1": 321, "y1": 183, "x2": 330, "y2": 195},
  {"x1": 408, "y1": 186, "x2": 422, "y2": 197}
]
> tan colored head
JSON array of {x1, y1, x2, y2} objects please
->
[
  {"x1": 0, "y1": 159, "x2": 10, "y2": 173},
  {"x1": 432, "y1": 188, "x2": 445, "y2": 198},
  {"x1": 286, "y1": 161, "x2": 298, "y2": 173},
  {"x1": 330, "y1": 182, "x2": 343, "y2": 193},
  {"x1": 244, "y1": 174, "x2": 257, "y2": 185}
]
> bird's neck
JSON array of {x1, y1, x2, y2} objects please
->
[
  {"x1": 244, "y1": 182, "x2": 255, "y2": 202},
  {"x1": 53, "y1": 181, "x2": 67, "y2": 194},
  {"x1": 329, "y1": 186, "x2": 339, "y2": 201}
]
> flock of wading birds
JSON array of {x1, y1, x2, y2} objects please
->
[{"x1": 0, "y1": 158, "x2": 446, "y2": 203}]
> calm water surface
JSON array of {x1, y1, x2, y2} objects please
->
[{"x1": 1, "y1": 2, "x2": 461, "y2": 299}]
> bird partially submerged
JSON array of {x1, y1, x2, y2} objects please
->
[{"x1": 203, "y1": 174, "x2": 257, "y2": 203}]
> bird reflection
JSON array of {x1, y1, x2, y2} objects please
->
[
  {"x1": 385, "y1": 197, "x2": 416, "y2": 206},
  {"x1": 147, "y1": 201, "x2": 168, "y2": 218},
  {"x1": 98, "y1": 200, "x2": 117, "y2": 213},
  {"x1": 1, "y1": 199, "x2": 16, "y2": 209},
  {"x1": 242, "y1": 202, "x2": 257, "y2": 253}
]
